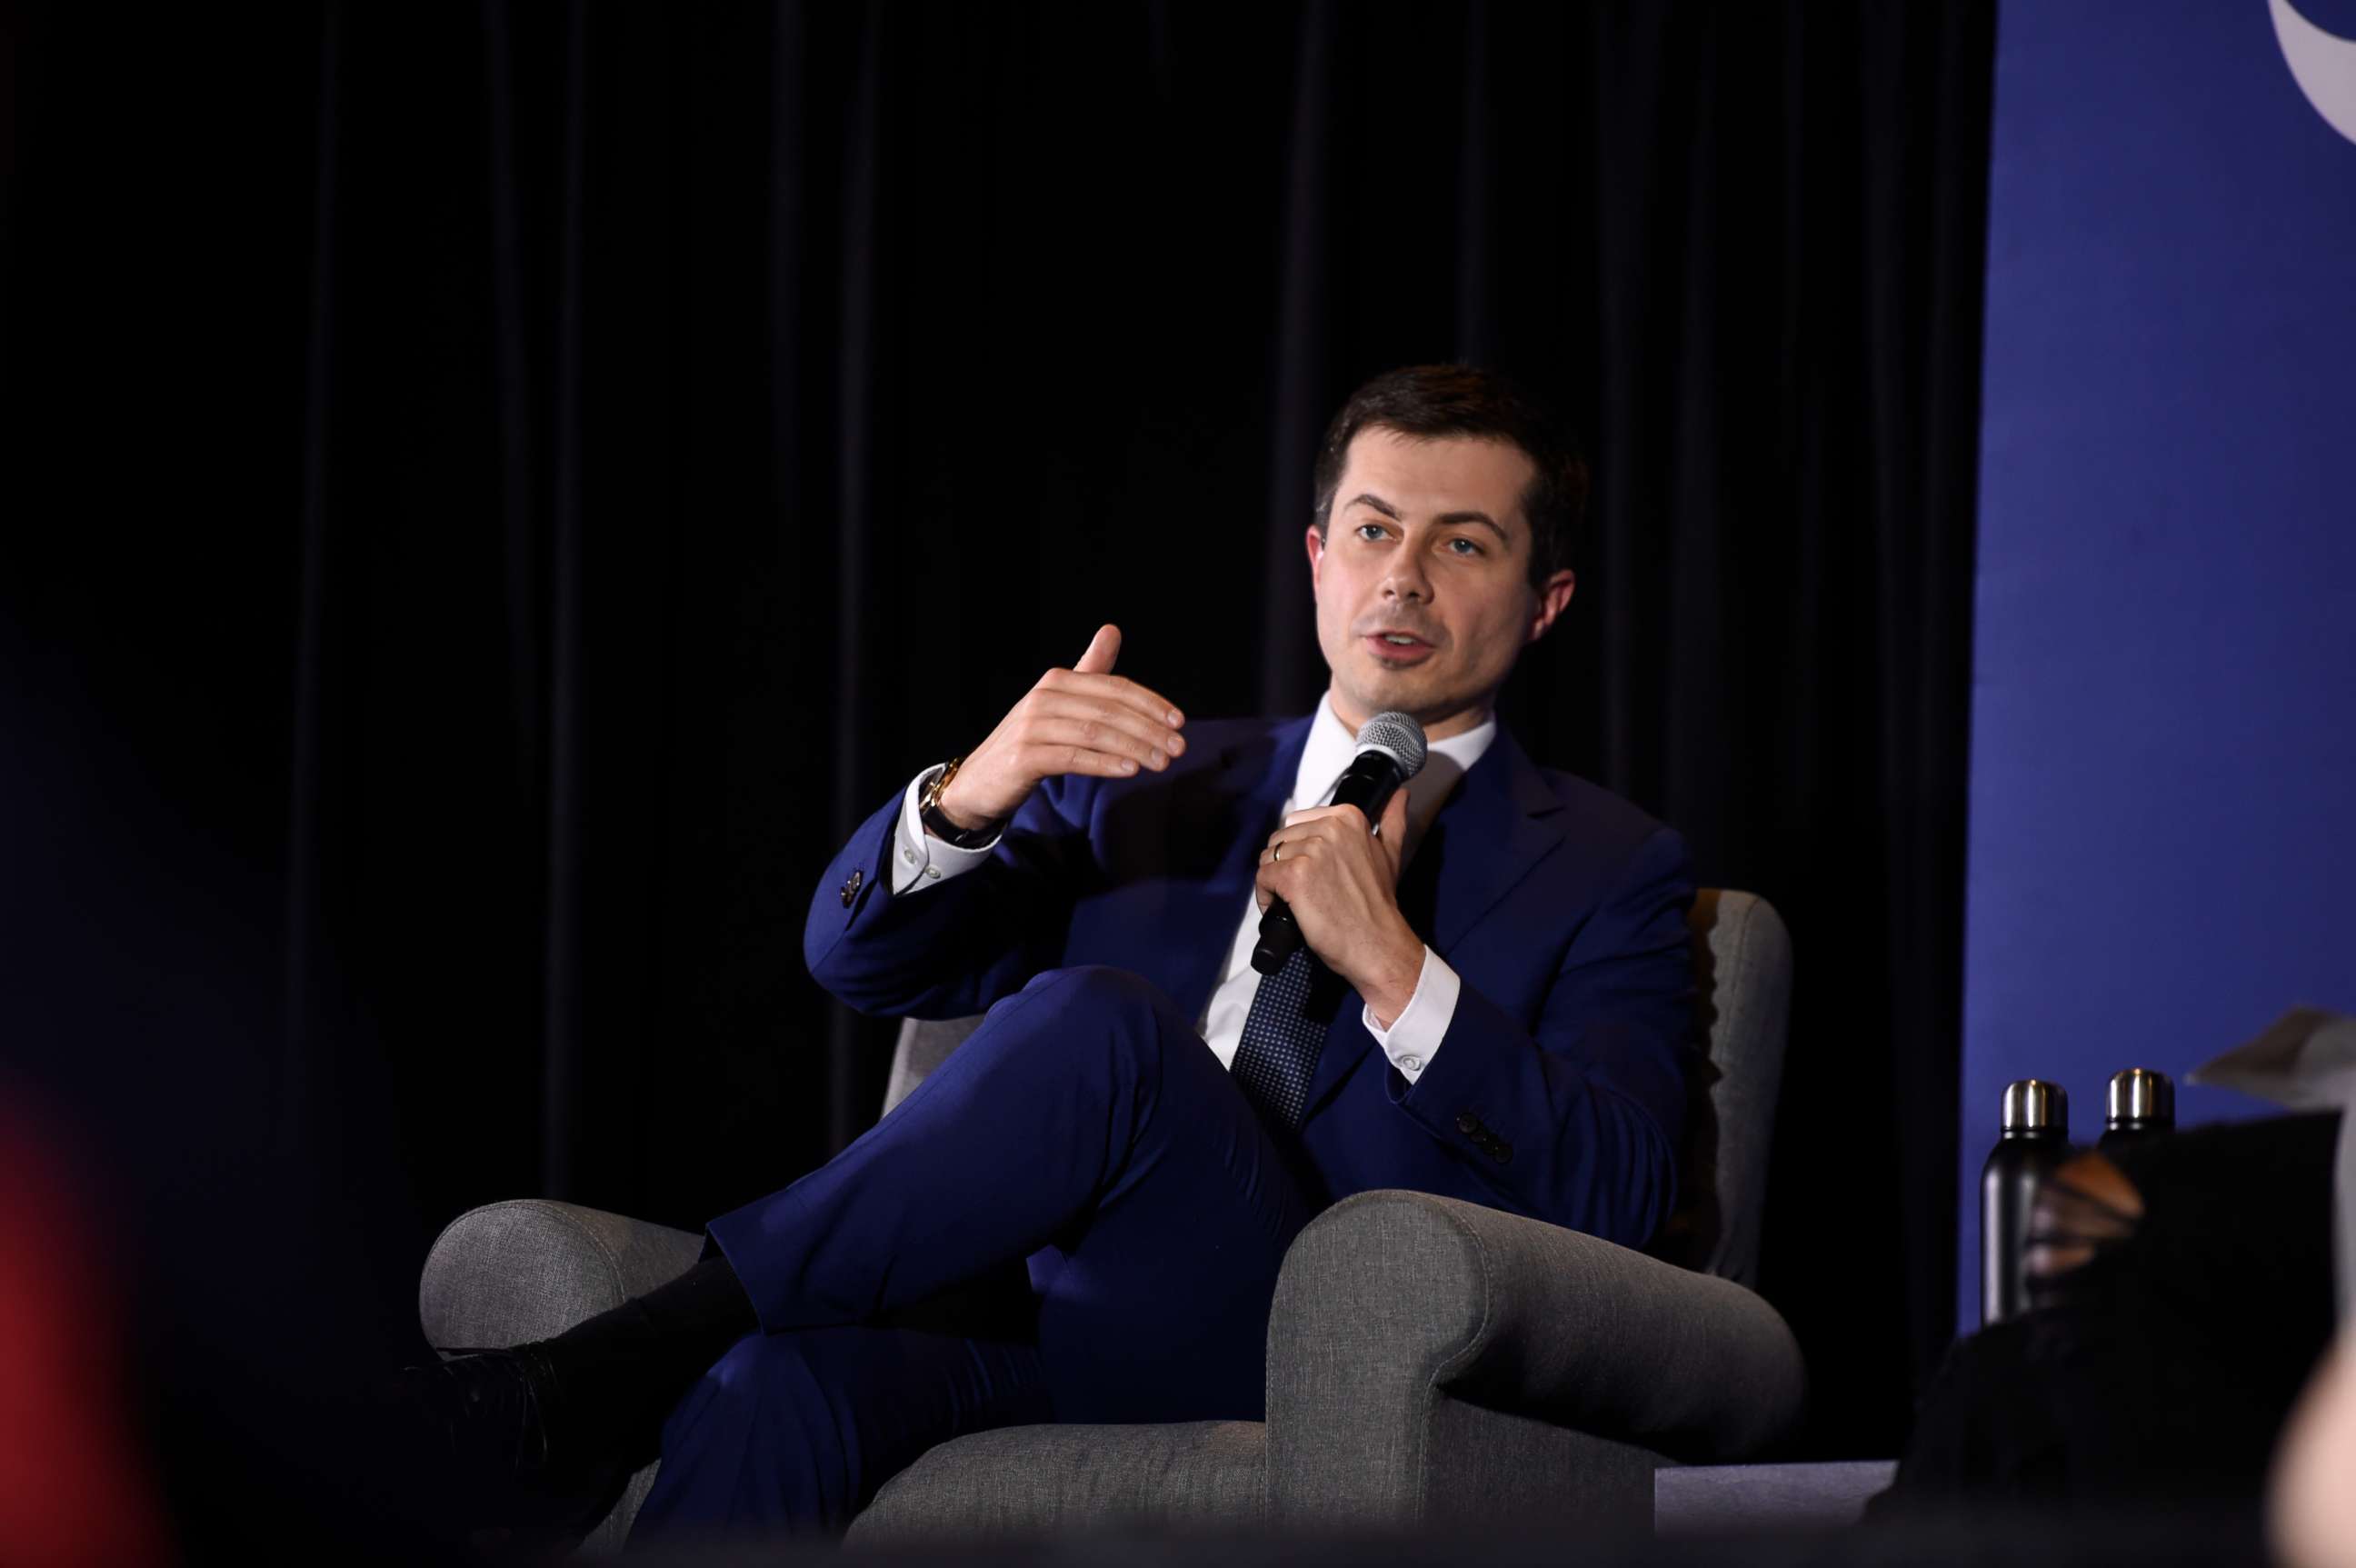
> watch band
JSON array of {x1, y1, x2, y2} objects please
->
[{"x1": 918, "y1": 756, "x2": 1004, "y2": 849}]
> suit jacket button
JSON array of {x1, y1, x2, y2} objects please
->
[
  {"x1": 840, "y1": 867, "x2": 864, "y2": 907},
  {"x1": 1492, "y1": 1141, "x2": 1512, "y2": 1164},
  {"x1": 1455, "y1": 1112, "x2": 1481, "y2": 1135}
]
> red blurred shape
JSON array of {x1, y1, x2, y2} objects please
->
[{"x1": 0, "y1": 1094, "x2": 172, "y2": 1567}]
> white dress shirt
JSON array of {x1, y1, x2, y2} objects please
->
[{"x1": 887, "y1": 692, "x2": 1495, "y2": 1085}]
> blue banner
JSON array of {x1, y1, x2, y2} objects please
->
[{"x1": 1961, "y1": 0, "x2": 2356, "y2": 1330}]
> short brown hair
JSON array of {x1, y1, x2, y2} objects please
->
[{"x1": 1311, "y1": 365, "x2": 1587, "y2": 591}]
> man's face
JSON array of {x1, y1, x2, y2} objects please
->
[{"x1": 1306, "y1": 428, "x2": 1576, "y2": 742}]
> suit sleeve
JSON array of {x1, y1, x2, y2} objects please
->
[
  {"x1": 1392, "y1": 824, "x2": 1696, "y2": 1250},
  {"x1": 803, "y1": 772, "x2": 1100, "y2": 1020}
]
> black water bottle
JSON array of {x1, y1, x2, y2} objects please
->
[
  {"x1": 1982, "y1": 1079, "x2": 2071, "y2": 1326},
  {"x1": 2097, "y1": 1067, "x2": 2175, "y2": 1150}
]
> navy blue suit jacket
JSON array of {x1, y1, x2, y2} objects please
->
[{"x1": 804, "y1": 712, "x2": 1697, "y2": 1252}]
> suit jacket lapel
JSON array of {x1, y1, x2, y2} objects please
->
[
  {"x1": 1294, "y1": 721, "x2": 1567, "y2": 1125},
  {"x1": 1422, "y1": 724, "x2": 1568, "y2": 957}
]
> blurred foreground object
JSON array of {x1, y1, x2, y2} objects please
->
[
  {"x1": 2201, "y1": 1009, "x2": 2356, "y2": 1568},
  {"x1": 2274, "y1": 1328, "x2": 2356, "y2": 1568},
  {"x1": 0, "y1": 1094, "x2": 172, "y2": 1567}
]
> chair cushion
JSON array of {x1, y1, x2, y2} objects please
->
[{"x1": 847, "y1": 1421, "x2": 1265, "y2": 1542}]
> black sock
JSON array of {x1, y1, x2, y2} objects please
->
[{"x1": 528, "y1": 1254, "x2": 759, "y2": 1468}]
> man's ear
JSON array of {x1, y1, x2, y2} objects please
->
[
  {"x1": 1303, "y1": 524, "x2": 1327, "y2": 591},
  {"x1": 1526, "y1": 569, "x2": 1576, "y2": 643}
]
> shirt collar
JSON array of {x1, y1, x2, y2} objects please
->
[{"x1": 1293, "y1": 690, "x2": 1497, "y2": 857}]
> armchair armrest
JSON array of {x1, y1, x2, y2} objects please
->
[
  {"x1": 416, "y1": 1201, "x2": 706, "y2": 1552},
  {"x1": 1263, "y1": 1189, "x2": 1804, "y2": 1528},
  {"x1": 419, "y1": 1199, "x2": 707, "y2": 1351}
]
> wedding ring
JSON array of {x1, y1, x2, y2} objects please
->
[{"x1": 1270, "y1": 840, "x2": 1285, "y2": 862}]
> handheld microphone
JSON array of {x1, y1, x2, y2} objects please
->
[{"x1": 1251, "y1": 710, "x2": 1428, "y2": 975}]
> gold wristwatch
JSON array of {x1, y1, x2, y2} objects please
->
[{"x1": 918, "y1": 754, "x2": 1004, "y2": 848}]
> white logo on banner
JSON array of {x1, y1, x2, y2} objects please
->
[{"x1": 2271, "y1": 0, "x2": 2356, "y2": 144}]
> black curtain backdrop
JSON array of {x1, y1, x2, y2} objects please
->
[{"x1": 3, "y1": 0, "x2": 1992, "y2": 1516}]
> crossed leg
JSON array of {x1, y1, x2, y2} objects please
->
[{"x1": 627, "y1": 964, "x2": 1322, "y2": 1540}]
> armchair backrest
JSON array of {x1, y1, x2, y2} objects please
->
[
  {"x1": 882, "y1": 886, "x2": 1792, "y2": 1290},
  {"x1": 1652, "y1": 888, "x2": 1792, "y2": 1290}
]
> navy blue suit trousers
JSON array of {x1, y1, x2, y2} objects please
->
[{"x1": 631, "y1": 965, "x2": 1320, "y2": 1540}]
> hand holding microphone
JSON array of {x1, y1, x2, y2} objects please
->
[{"x1": 1251, "y1": 711, "x2": 1430, "y2": 1003}]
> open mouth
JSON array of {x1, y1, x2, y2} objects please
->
[{"x1": 1363, "y1": 633, "x2": 1436, "y2": 664}]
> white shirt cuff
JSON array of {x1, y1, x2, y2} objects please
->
[
  {"x1": 1363, "y1": 945, "x2": 1458, "y2": 1084},
  {"x1": 890, "y1": 766, "x2": 1004, "y2": 894}
]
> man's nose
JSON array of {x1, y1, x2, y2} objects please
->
[{"x1": 1381, "y1": 555, "x2": 1431, "y2": 603}]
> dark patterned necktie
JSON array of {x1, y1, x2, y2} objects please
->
[{"x1": 1232, "y1": 944, "x2": 1333, "y2": 1129}]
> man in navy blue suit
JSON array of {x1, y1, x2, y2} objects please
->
[{"x1": 411, "y1": 365, "x2": 1696, "y2": 1544}]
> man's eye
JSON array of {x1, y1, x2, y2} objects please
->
[
  {"x1": 1354, "y1": 524, "x2": 1386, "y2": 542},
  {"x1": 1445, "y1": 537, "x2": 1482, "y2": 556}
]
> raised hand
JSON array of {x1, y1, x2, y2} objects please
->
[{"x1": 934, "y1": 624, "x2": 1188, "y2": 831}]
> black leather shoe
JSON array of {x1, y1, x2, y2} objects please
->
[{"x1": 392, "y1": 1345, "x2": 628, "y2": 1549}]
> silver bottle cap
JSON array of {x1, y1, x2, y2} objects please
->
[
  {"x1": 2107, "y1": 1067, "x2": 2175, "y2": 1128},
  {"x1": 2001, "y1": 1079, "x2": 2068, "y2": 1136}
]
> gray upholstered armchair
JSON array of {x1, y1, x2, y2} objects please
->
[{"x1": 419, "y1": 889, "x2": 1803, "y2": 1547}]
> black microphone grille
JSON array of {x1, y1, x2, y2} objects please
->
[{"x1": 1356, "y1": 711, "x2": 1428, "y2": 779}]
